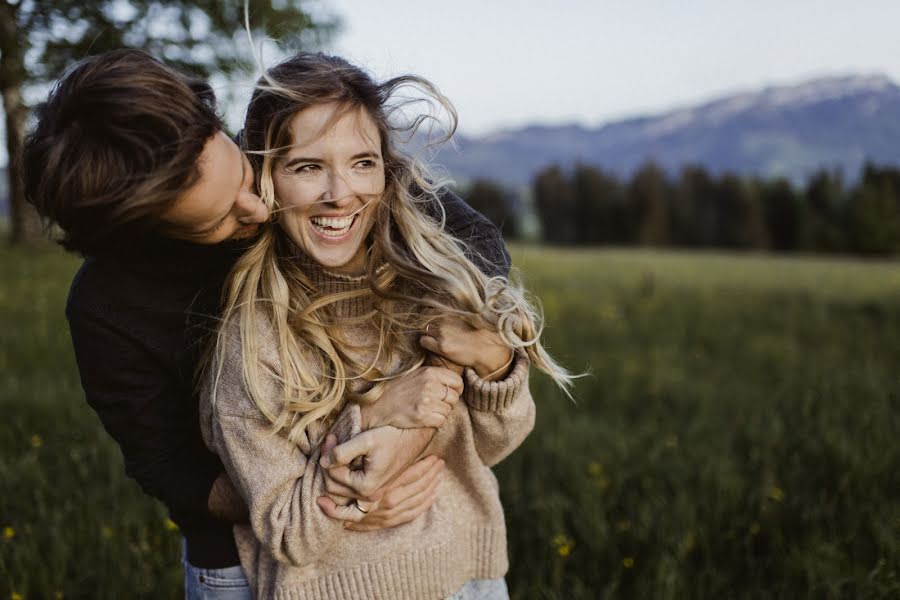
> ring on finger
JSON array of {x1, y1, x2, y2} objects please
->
[
  {"x1": 442, "y1": 385, "x2": 450, "y2": 402},
  {"x1": 355, "y1": 499, "x2": 369, "y2": 514}
]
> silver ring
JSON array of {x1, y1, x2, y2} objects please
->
[
  {"x1": 355, "y1": 499, "x2": 369, "y2": 514},
  {"x1": 425, "y1": 323, "x2": 432, "y2": 335}
]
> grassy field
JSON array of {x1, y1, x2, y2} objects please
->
[{"x1": 2, "y1": 244, "x2": 899, "y2": 599}]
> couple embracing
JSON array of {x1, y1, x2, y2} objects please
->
[{"x1": 25, "y1": 48, "x2": 571, "y2": 599}]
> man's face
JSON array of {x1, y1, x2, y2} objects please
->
[{"x1": 161, "y1": 132, "x2": 269, "y2": 244}]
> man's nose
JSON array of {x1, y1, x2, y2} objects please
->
[{"x1": 235, "y1": 191, "x2": 269, "y2": 224}]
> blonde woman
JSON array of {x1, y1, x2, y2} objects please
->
[{"x1": 201, "y1": 52, "x2": 572, "y2": 600}]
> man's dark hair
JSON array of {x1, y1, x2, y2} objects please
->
[{"x1": 23, "y1": 49, "x2": 223, "y2": 255}]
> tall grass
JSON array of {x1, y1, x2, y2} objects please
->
[{"x1": 2, "y1": 245, "x2": 898, "y2": 598}]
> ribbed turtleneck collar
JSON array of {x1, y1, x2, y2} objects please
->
[{"x1": 287, "y1": 250, "x2": 383, "y2": 319}]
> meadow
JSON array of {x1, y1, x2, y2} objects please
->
[{"x1": 1, "y1": 244, "x2": 898, "y2": 599}]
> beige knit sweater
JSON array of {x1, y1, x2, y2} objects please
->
[{"x1": 199, "y1": 266, "x2": 535, "y2": 600}]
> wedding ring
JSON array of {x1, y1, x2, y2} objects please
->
[{"x1": 355, "y1": 499, "x2": 369, "y2": 514}]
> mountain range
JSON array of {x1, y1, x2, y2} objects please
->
[
  {"x1": 426, "y1": 74, "x2": 900, "y2": 187},
  {"x1": 4, "y1": 74, "x2": 900, "y2": 216}
]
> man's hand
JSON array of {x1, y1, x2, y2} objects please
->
[
  {"x1": 207, "y1": 472, "x2": 249, "y2": 523},
  {"x1": 359, "y1": 366, "x2": 463, "y2": 430},
  {"x1": 318, "y1": 426, "x2": 433, "y2": 500},
  {"x1": 316, "y1": 455, "x2": 444, "y2": 531}
]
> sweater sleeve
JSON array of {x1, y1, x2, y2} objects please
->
[
  {"x1": 201, "y1": 319, "x2": 361, "y2": 568},
  {"x1": 461, "y1": 349, "x2": 535, "y2": 467}
]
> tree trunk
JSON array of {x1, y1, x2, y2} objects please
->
[{"x1": 0, "y1": 1, "x2": 42, "y2": 245}]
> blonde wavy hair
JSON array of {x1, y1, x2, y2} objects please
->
[{"x1": 210, "y1": 52, "x2": 572, "y2": 442}]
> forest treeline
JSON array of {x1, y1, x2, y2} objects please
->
[{"x1": 464, "y1": 162, "x2": 900, "y2": 256}]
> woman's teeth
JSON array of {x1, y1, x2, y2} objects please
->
[{"x1": 311, "y1": 215, "x2": 354, "y2": 236}]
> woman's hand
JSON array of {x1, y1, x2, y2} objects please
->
[
  {"x1": 318, "y1": 426, "x2": 433, "y2": 501},
  {"x1": 359, "y1": 366, "x2": 463, "y2": 430},
  {"x1": 317, "y1": 454, "x2": 445, "y2": 531},
  {"x1": 420, "y1": 316, "x2": 514, "y2": 381}
]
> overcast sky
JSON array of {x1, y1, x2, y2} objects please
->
[
  {"x1": 3, "y1": 1, "x2": 900, "y2": 167},
  {"x1": 322, "y1": 0, "x2": 900, "y2": 134}
]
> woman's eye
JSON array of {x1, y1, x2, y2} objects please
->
[
  {"x1": 293, "y1": 164, "x2": 320, "y2": 174},
  {"x1": 355, "y1": 160, "x2": 376, "y2": 170}
]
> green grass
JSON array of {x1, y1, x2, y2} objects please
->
[{"x1": 2, "y1": 244, "x2": 899, "y2": 599}]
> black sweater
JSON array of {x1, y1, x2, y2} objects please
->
[{"x1": 65, "y1": 192, "x2": 510, "y2": 568}]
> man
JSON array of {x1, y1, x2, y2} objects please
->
[{"x1": 23, "y1": 49, "x2": 509, "y2": 597}]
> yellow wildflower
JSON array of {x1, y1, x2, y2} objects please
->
[
  {"x1": 30, "y1": 435, "x2": 42, "y2": 448},
  {"x1": 11, "y1": 593, "x2": 24, "y2": 600},
  {"x1": 101, "y1": 526, "x2": 113, "y2": 539},
  {"x1": 768, "y1": 486, "x2": 785, "y2": 502},
  {"x1": 164, "y1": 518, "x2": 179, "y2": 532},
  {"x1": 3, "y1": 526, "x2": 14, "y2": 540},
  {"x1": 587, "y1": 461, "x2": 603, "y2": 477},
  {"x1": 551, "y1": 534, "x2": 575, "y2": 558},
  {"x1": 622, "y1": 557, "x2": 635, "y2": 568}
]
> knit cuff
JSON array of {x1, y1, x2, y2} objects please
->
[{"x1": 463, "y1": 349, "x2": 529, "y2": 412}]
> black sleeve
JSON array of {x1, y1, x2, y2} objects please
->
[
  {"x1": 426, "y1": 187, "x2": 512, "y2": 278},
  {"x1": 66, "y1": 305, "x2": 223, "y2": 521}
]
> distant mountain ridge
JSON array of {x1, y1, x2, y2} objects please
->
[{"x1": 432, "y1": 74, "x2": 900, "y2": 187}]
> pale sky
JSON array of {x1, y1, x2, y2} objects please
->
[
  {"x1": 3, "y1": 1, "x2": 900, "y2": 167},
  {"x1": 322, "y1": 0, "x2": 900, "y2": 134}
]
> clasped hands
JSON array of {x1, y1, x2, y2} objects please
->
[{"x1": 315, "y1": 315, "x2": 513, "y2": 531}]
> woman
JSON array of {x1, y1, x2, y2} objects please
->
[{"x1": 201, "y1": 52, "x2": 572, "y2": 599}]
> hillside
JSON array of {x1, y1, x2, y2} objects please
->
[{"x1": 434, "y1": 74, "x2": 900, "y2": 186}]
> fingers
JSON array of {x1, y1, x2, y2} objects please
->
[
  {"x1": 426, "y1": 353, "x2": 465, "y2": 376},
  {"x1": 322, "y1": 468, "x2": 363, "y2": 498},
  {"x1": 388, "y1": 455, "x2": 442, "y2": 489},
  {"x1": 345, "y1": 464, "x2": 442, "y2": 531},
  {"x1": 322, "y1": 465, "x2": 383, "y2": 501},
  {"x1": 423, "y1": 365, "x2": 464, "y2": 394},
  {"x1": 419, "y1": 334, "x2": 441, "y2": 355},
  {"x1": 315, "y1": 496, "x2": 369, "y2": 524},
  {"x1": 320, "y1": 433, "x2": 370, "y2": 469},
  {"x1": 383, "y1": 457, "x2": 444, "y2": 503},
  {"x1": 320, "y1": 434, "x2": 338, "y2": 461},
  {"x1": 441, "y1": 386, "x2": 460, "y2": 407}
]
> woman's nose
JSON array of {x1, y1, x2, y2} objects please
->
[
  {"x1": 235, "y1": 191, "x2": 269, "y2": 224},
  {"x1": 326, "y1": 171, "x2": 354, "y2": 206}
]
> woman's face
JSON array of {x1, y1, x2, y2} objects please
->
[{"x1": 273, "y1": 103, "x2": 385, "y2": 275}]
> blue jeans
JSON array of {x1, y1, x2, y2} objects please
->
[
  {"x1": 447, "y1": 578, "x2": 509, "y2": 600},
  {"x1": 182, "y1": 541, "x2": 250, "y2": 600}
]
